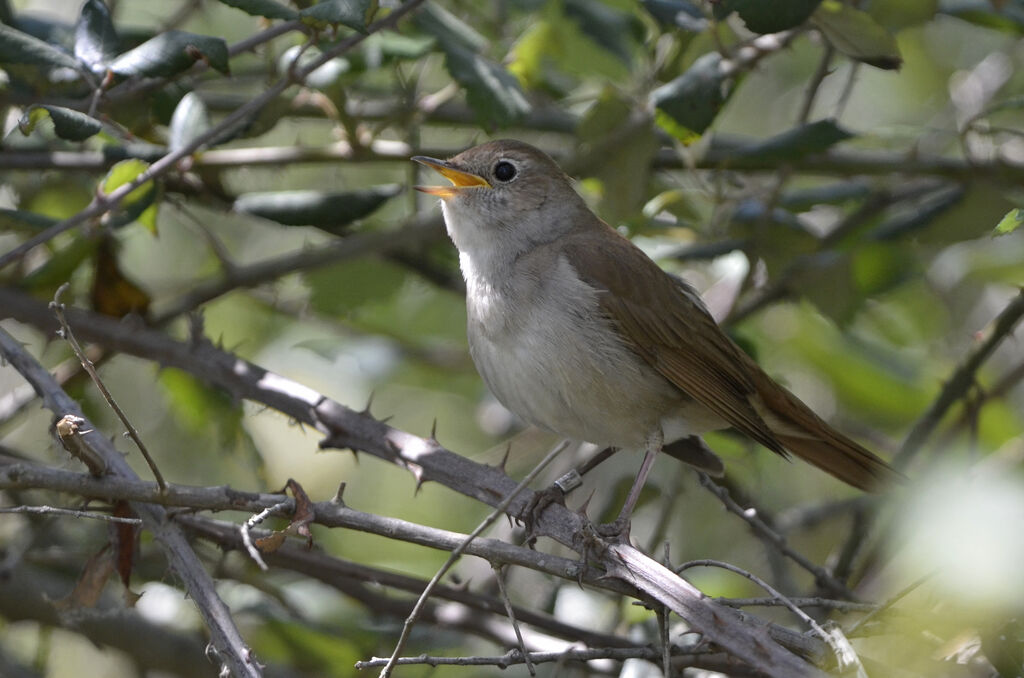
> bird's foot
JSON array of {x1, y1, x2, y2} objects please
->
[
  {"x1": 519, "y1": 469, "x2": 584, "y2": 547},
  {"x1": 594, "y1": 516, "x2": 632, "y2": 544},
  {"x1": 520, "y1": 484, "x2": 566, "y2": 548}
]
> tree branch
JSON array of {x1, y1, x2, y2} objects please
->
[
  {"x1": 0, "y1": 327, "x2": 261, "y2": 678},
  {"x1": 895, "y1": 287, "x2": 1024, "y2": 467},
  {"x1": 0, "y1": 287, "x2": 825, "y2": 676}
]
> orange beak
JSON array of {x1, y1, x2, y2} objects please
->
[{"x1": 412, "y1": 156, "x2": 491, "y2": 198}]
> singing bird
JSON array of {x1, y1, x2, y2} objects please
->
[{"x1": 413, "y1": 140, "x2": 898, "y2": 520}]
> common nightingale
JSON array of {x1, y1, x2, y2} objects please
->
[{"x1": 413, "y1": 140, "x2": 898, "y2": 516}]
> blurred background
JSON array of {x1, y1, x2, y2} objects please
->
[{"x1": 1, "y1": 0, "x2": 1023, "y2": 675}]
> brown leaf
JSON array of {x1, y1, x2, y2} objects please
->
[
  {"x1": 113, "y1": 500, "x2": 140, "y2": 605},
  {"x1": 285, "y1": 478, "x2": 314, "y2": 547},
  {"x1": 55, "y1": 545, "x2": 114, "y2": 610},
  {"x1": 254, "y1": 531, "x2": 286, "y2": 553},
  {"x1": 90, "y1": 237, "x2": 150, "y2": 318}
]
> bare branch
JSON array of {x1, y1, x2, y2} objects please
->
[
  {"x1": 697, "y1": 472, "x2": 857, "y2": 598},
  {"x1": 51, "y1": 284, "x2": 166, "y2": 490},
  {"x1": 896, "y1": 288, "x2": 1024, "y2": 467},
  {"x1": 378, "y1": 440, "x2": 568, "y2": 678},
  {"x1": 0, "y1": 288, "x2": 826, "y2": 676},
  {"x1": 0, "y1": 327, "x2": 261, "y2": 678},
  {"x1": 152, "y1": 215, "x2": 444, "y2": 322},
  {"x1": 0, "y1": 505, "x2": 142, "y2": 524},
  {"x1": 354, "y1": 646, "x2": 752, "y2": 674}
]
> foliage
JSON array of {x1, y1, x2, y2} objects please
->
[{"x1": 1, "y1": 0, "x2": 1023, "y2": 677}]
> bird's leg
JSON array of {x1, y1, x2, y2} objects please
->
[
  {"x1": 521, "y1": 445, "x2": 621, "y2": 547},
  {"x1": 597, "y1": 429, "x2": 662, "y2": 541}
]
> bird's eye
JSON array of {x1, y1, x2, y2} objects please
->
[{"x1": 493, "y1": 161, "x2": 517, "y2": 182}]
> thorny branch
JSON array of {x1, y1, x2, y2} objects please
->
[
  {"x1": 0, "y1": 288, "x2": 825, "y2": 677},
  {"x1": 0, "y1": 326, "x2": 262, "y2": 678}
]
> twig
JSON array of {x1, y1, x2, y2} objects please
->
[
  {"x1": 378, "y1": 440, "x2": 569, "y2": 678},
  {"x1": 50, "y1": 284, "x2": 166, "y2": 492},
  {"x1": 0, "y1": 505, "x2": 142, "y2": 524},
  {"x1": 845, "y1": 572, "x2": 932, "y2": 637},
  {"x1": 833, "y1": 62, "x2": 861, "y2": 120},
  {"x1": 0, "y1": 326, "x2": 261, "y2": 678},
  {"x1": 797, "y1": 45, "x2": 835, "y2": 124},
  {"x1": 356, "y1": 645, "x2": 728, "y2": 670},
  {"x1": 491, "y1": 564, "x2": 535, "y2": 677},
  {"x1": 240, "y1": 501, "x2": 290, "y2": 571},
  {"x1": 715, "y1": 596, "x2": 875, "y2": 612},
  {"x1": 895, "y1": 288, "x2": 1024, "y2": 468},
  {"x1": 697, "y1": 473, "x2": 856, "y2": 598},
  {"x1": 0, "y1": 288, "x2": 831, "y2": 670},
  {"x1": 678, "y1": 559, "x2": 865, "y2": 675},
  {"x1": 182, "y1": 514, "x2": 636, "y2": 650},
  {"x1": 151, "y1": 214, "x2": 443, "y2": 322},
  {"x1": 7, "y1": 140, "x2": 1024, "y2": 184}
]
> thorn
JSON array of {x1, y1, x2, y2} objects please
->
[
  {"x1": 408, "y1": 462, "x2": 426, "y2": 492},
  {"x1": 361, "y1": 390, "x2": 375, "y2": 416},
  {"x1": 378, "y1": 415, "x2": 393, "y2": 425},
  {"x1": 331, "y1": 482, "x2": 346, "y2": 505},
  {"x1": 576, "y1": 490, "x2": 596, "y2": 519},
  {"x1": 429, "y1": 418, "x2": 438, "y2": 442},
  {"x1": 497, "y1": 443, "x2": 512, "y2": 472}
]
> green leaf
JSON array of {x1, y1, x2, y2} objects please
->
[
  {"x1": 812, "y1": 0, "x2": 902, "y2": 70},
  {"x1": 869, "y1": 186, "x2": 965, "y2": 241},
  {"x1": 867, "y1": 0, "x2": 937, "y2": 31},
  {"x1": 109, "y1": 30, "x2": 230, "y2": 78},
  {"x1": 779, "y1": 181, "x2": 871, "y2": 211},
  {"x1": 641, "y1": 0, "x2": 707, "y2": 32},
  {"x1": 994, "y1": 208, "x2": 1024, "y2": 236},
  {"x1": 363, "y1": 31, "x2": 434, "y2": 61},
  {"x1": 716, "y1": 0, "x2": 823, "y2": 33},
  {"x1": 278, "y1": 45, "x2": 349, "y2": 90},
  {"x1": 300, "y1": 0, "x2": 375, "y2": 31},
  {"x1": 0, "y1": 24, "x2": 80, "y2": 70},
  {"x1": 578, "y1": 89, "x2": 658, "y2": 223},
  {"x1": 440, "y1": 43, "x2": 532, "y2": 129},
  {"x1": 214, "y1": 0, "x2": 299, "y2": 20},
  {"x1": 159, "y1": 368, "x2": 244, "y2": 444},
  {"x1": 730, "y1": 119, "x2": 854, "y2": 163},
  {"x1": 19, "y1": 237, "x2": 99, "y2": 294},
  {"x1": 168, "y1": 92, "x2": 211, "y2": 152},
  {"x1": 74, "y1": 0, "x2": 119, "y2": 72},
  {"x1": 233, "y1": 185, "x2": 402, "y2": 232},
  {"x1": 651, "y1": 52, "x2": 730, "y2": 138},
  {"x1": 100, "y1": 159, "x2": 159, "y2": 231},
  {"x1": 412, "y1": 3, "x2": 488, "y2": 52},
  {"x1": 0, "y1": 208, "x2": 58, "y2": 232},
  {"x1": 939, "y1": 0, "x2": 1024, "y2": 34},
  {"x1": 306, "y1": 257, "x2": 406, "y2": 316},
  {"x1": 563, "y1": 0, "x2": 641, "y2": 65},
  {"x1": 18, "y1": 104, "x2": 102, "y2": 141}
]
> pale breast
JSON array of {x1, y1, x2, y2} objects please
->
[{"x1": 464, "y1": 252, "x2": 688, "y2": 448}]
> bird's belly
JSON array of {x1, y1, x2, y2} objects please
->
[{"x1": 469, "y1": 309, "x2": 686, "y2": 449}]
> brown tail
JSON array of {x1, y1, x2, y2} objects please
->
[{"x1": 750, "y1": 366, "x2": 902, "y2": 492}]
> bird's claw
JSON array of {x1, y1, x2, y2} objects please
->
[{"x1": 520, "y1": 484, "x2": 567, "y2": 548}]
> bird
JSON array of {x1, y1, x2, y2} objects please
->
[{"x1": 412, "y1": 139, "x2": 899, "y2": 524}]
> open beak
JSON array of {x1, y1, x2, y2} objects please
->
[{"x1": 412, "y1": 156, "x2": 491, "y2": 198}]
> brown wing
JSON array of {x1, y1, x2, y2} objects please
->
[
  {"x1": 561, "y1": 219, "x2": 900, "y2": 491},
  {"x1": 560, "y1": 223, "x2": 786, "y2": 456}
]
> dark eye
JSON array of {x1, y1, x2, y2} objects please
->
[{"x1": 493, "y1": 161, "x2": 517, "y2": 182}]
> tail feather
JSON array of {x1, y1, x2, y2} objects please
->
[{"x1": 750, "y1": 363, "x2": 902, "y2": 492}]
